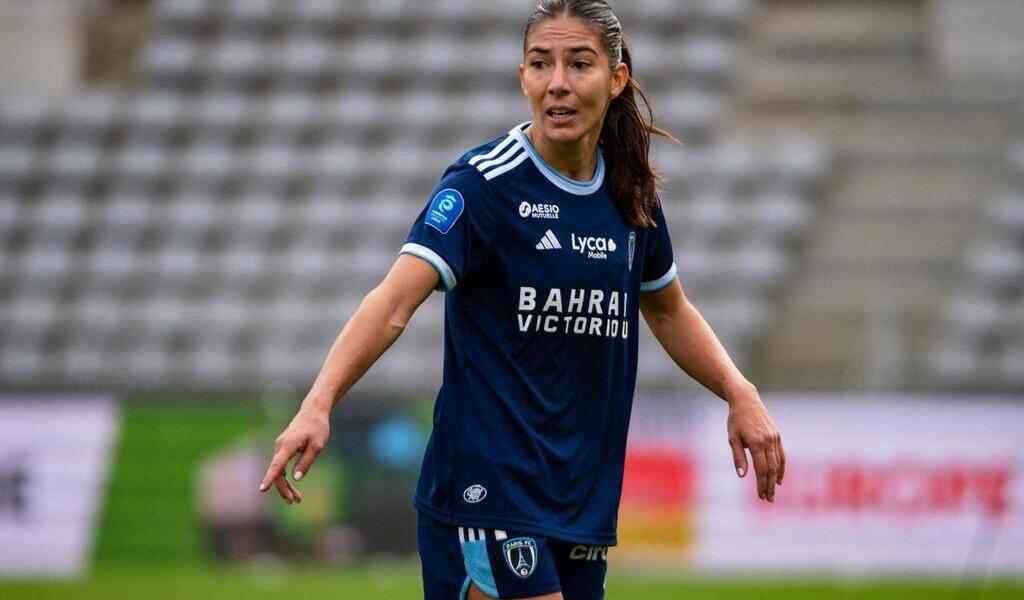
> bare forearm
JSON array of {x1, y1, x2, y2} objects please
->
[
  {"x1": 301, "y1": 286, "x2": 409, "y2": 414},
  {"x1": 645, "y1": 299, "x2": 754, "y2": 402}
]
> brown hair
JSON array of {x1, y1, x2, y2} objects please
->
[{"x1": 524, "y1": 0, "x2": 676, "y2": 227}]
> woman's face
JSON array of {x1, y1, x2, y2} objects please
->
[{"x1": 518, "y1": 15, "x2": 629, "y2": 149}]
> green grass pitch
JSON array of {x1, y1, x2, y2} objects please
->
[{"x1": 2, "y1": 563, "x2": 1021, "y2": 599}]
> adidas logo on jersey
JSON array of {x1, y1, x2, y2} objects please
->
[{"x1": 536, "y1": 230, "x2": 562, "y2": 251}]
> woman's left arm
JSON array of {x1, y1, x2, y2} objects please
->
[{"x1": 639, "y1": 277, "x2": 785, "y2": 503}]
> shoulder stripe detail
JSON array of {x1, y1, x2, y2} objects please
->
[
  {"x1": 400, "y1": 243, "x2": 456, "y2": 291},
  {"x1": 475, "y1": 142, "x2": 524, "y2": 173},
  {"x1": 641, "y1": 262, "x2": 678, "y2": 293},
  {"x1": 468, "y1": 134, "x2": 516, "y2": 166},
  {"x1": 483, "y1": 150, "x2": 529, "y2": 181}
]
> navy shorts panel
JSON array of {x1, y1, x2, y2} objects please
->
[
  {"x1": 417, "y1": 511, "x2": 608, "y2": 600},
  {"x1": 550, "y1": 541, "x2": 609, "y2": 599}
]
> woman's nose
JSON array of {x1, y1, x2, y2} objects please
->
[{"x1": 547, "y1": 64, "x2": 570, "y2": 95}]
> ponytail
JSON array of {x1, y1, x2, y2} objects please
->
[{"x1": 601, "y1": 40, "x2": 676, "y2": 227}]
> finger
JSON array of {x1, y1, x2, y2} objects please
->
[
  {"x1": 765, "y1": 445, "x2": 778, "y2": 502},
  {"x1": 259, "y1": 450, "x2": 291, "y2": 492},
  {"x1": 293, "y1": 440, "x2": 324, "y2": 481},
  {"x1": 284, "y1": 476, "x2": 303, "y2": 503},
  {"x1": 729, "y1": 436, "x2": 748, "y2": 478},
  {"x1": 752, "y1": 445, "x2": 769, "y2": 500},
  {"x1": 776, "y1": 435, "x2": 786, "y2": 485},
  {"x1": 273, "y1": 474, "x2": 296, "y2": 504}
]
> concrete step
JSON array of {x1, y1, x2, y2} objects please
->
[
  {"x1": 727, "y1": 108, "x2": 1017, "y2": 158},
  {"x1": 782, "y1": 264, "x2": 959, "y2": 316},
  {"x1": 832, "y1": 162, "x2": 999, "y2": 215},
  {"x1": 753, "y1": 312, "x2": 866, "y2": 389},
  {"x1": 754, "y1": 306, "x2": 937, "y2": 390},
  {"x1": 735, "y1": 53, "x2": 927, "y2": 107},
  {"x1": 809, "y1": 214, "x2": 975, "y2": 264},
  {"x1": 752, "y1": 0, "x2": 924, "y2": 54}
]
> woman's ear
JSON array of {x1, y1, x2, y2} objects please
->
[
  {"x1": 518, "y1": 63, "x2": 528, "y2": 96},
  {"x1": 610, "y1": 62, "x2": 630, "y2": 99}
]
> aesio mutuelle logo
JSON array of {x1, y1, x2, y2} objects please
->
[{"x1": 519, "y1": 201, "x2": 559, "y2": 220}]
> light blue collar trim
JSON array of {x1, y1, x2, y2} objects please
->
[{"x1": 510, "y1": 122, "x2": 605, "y2": 196}]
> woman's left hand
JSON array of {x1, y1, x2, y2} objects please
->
[{"x1": 726, "y1": 385, "x2": 785, "y2": 502}]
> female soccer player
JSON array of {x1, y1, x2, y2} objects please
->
[{"x1": 260, "y1": 1, "x2": 785, "y2": 598}]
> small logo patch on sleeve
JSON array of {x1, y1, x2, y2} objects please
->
[{"x1": 425, "y1": 188, "x2": 465, "y2": 234}]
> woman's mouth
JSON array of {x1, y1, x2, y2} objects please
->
[{"x1": 546, "y1": 108, "x2": 577, "y2": 124}]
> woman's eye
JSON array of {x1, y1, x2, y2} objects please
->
[
  {"x1": 531, "y1": 61, "x2": 546, "y2": 68},
  {"x1": 573, "y1": 61, "x2": 591, "y2": 69}
]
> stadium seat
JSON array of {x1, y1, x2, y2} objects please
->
[
  {"x1": 205, "y1": 37, "x2": 268, "y2": 84},
  {"x1": 188, "y1": 90, "x2": 252, "y2": 135},
  {"x1": 1006, "y1": 142, "x2": 1024, "y2": 182},
  {"x1": 30, "y1": 189, "x2": 89, "y2": 242},
  {"x1": 271, "y1": 37, "x2": 334, "y2": 84},
  {"x1": 96, "y1": 190, "x2": 154, "y2": 244},
  {"x1": 699, "y1": 0, "x2": 754, "y2": 28},
  {"x1": 963, "y1": 240, "x2": 1024, "y2": 291},
  {"x1": 0, "y1": 192, "x2": 20, "y2": 239},
  {"x1": 0, "y1": 336, "x2": 46, "y2": 381},
  {"x1": 58, "y1": 90, "x2": 119, "y2": 139},
  {"x1": 162, "y1": 189, "x2": 223, "y2": 242},
  {"x1": 224, "y1": 187, "x2": 288, "y2": 241},
  {"x1": 766, "y1": 134, "x2": 832, "y2": 188},
  {"x1": 2, "y1": 291, "x2": 59, "y2": 338},
  {"x1": 174, "y1": 138, "x2": 235, "y2": 185},
  {"x1": 984, "y1": 194, "x2": 1024, "y2": 239},
  {"x1": 113, "y1": 136, "x2": 171, "y2": 182},
  {"x1": 139, "y1": 36, "x2": 200, "y2": 83},
  {"x1": 154, "y1": 0, "x2": 212, "y2": 28},
  {"x1": 746, "y1": 187, "x2": 812, "y2": 242},
  {"x1": 224, "y1": 0, "x2": 283, "y2": 27},
  {"x1": 0, "y1": 142, "x2": 35, "y2": 185},
  {"x1": 0, "y1": 93, "x2": 52, "y2": 139},
  {"x1": 679, "y1": 34, "x2": 737, "y2": 83},
  {"x1": 288, "y1": 0, "x2": 349, "y2": 29},
  {"x1": 14, "y1": 242, "x2": 75, "y2": 291},
  {"x1": 128, "y1": 91, "x2": 187, "y2": 136},
  {"x1": 84, "y1": 240, "x2": 140, "y2": 286},
  {"x1": 44, "y1": 139, "x2": 103, "y2": 184},
  {"x1": 239, "y1": 138, "x2": 301, "y2": 186}
]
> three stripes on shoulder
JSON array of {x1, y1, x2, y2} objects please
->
[{"x1": 470, "y1": 133, "x2": 529, "y2": 181}]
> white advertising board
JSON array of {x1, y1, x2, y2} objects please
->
[
  {"x1": 690, "y1": 394, "x2": 1024, "y2": 575},
  {"x1": 0, "y1": 397, "x2": 120, "y2": 577}
]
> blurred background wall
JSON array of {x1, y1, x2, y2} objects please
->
[{"x1": 0, "y1": 0, "x2": 1022, "y2": 596}]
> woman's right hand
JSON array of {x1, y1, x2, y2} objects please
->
[{"x1": 258, "y1": 404, "x2": 331, "y2": 504}]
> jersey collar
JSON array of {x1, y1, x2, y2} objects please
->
[{"x1": 510, "y1": 122, "x2": 605, "y2": 196}]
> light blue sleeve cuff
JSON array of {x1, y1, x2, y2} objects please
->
[
  {"x1": 640, "y1": 262, "x2": 677, "y2": 293},
  {"x1": 400, "y1": 242, "x2": 457, "y2": 291}
]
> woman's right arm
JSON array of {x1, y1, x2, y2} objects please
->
[{"x1": 258, "y1": 254, "x2": 440, "y2": 503}]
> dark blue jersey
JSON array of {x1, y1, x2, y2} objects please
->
[{"x1": 400, "y1": 122, "x2": 677, "y2": 545}]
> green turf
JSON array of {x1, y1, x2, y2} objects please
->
[
  {"x1": 93, "y1": 403, "x2": 265, "y2": 564},
  {"x1": 1, "y1": 563, "x2": 1021, "y2": 599}
]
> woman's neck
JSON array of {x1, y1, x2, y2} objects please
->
[{"x1": 526, "y1": 124, "x2": 599, "y2": 182}]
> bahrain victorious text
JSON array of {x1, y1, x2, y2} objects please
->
[{"x1": 517, "y1": 286, "x2": 629, "y2": 339}]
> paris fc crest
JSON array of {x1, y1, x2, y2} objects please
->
[{"x1": 502, "y1": 537, "x2": 538, "y2": 579}]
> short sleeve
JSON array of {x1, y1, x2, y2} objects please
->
[
  {"x1": 400, "y1": 166, "x2": 490, "y2": 292},
  {"x1": 640, "y1": 201, "x2": 677, "y2": 293}
]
